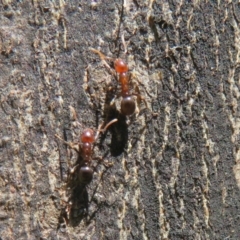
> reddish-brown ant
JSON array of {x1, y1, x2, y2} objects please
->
[
  {"x1": 55, "y1": 118, "x2": 118, "y2": 185},
  {"x1": 114, "y1": 59, "x2": 136, "y2": 116},
  {"x1": 90, "y1": 48, "x2": 146, "y2": 116}
]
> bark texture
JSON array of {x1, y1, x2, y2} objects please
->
[{"x1": 0, "y1": 1, "x2": 240, "y2": 239}]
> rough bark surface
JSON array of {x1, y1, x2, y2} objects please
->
[{"x1": 0, "y1": 1, "x2": 240, "y2": 240}]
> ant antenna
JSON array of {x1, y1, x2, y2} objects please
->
[{"x1": 95, "y1": 118, "x2": 118, "y2": 140}]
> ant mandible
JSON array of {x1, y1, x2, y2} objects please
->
[
  {"x1": 55, "y1": 118, "x2": 118, "y2": 185},
  {"x1": 90, "y1": 48, "x2": 144, "y2": 116}
]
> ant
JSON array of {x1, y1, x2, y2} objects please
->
[
  {"x1": 114, "y1": 59, "x2": 135, "y2": 115},
  {"x1": 55, "y1": 118, "x2": 118, "y2": 185},
  {"x1": 90, "y1": 48, "x2": 146, "y2": 116}
]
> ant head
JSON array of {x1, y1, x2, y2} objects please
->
[
  {"x1": 81, "y1": 128, "x2": 95, "y2": 143},
  {"x1": 79, "y1": 165, "x2": 93, "y2": 184},
  {"x1": 121, "y1": 95, "x2": 136, "y2": 116},
  {"x1": 114, "y1": 58, "x2": 128, "y2": 73}
]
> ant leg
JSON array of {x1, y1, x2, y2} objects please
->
[
  {"x1": 55, "y1": 134, "x2": 79, "y2": 153},
  {"x1": 121, "y1": 33, "x2": 129, "y2": 54},
  {"x1": 89, "y1": 48, "x2": 114, "y2": 61},
  {"x1": 132, "y1": 93, "x2": 148, "y2": 109},
  {"x1": 65, "y1": 201, "x2": 72, "y2": 223},
  {"x1": 109, "y1": 91, "x2": 123, "y2": 106},
  {"x1": 55, "y1": 135, "x2": 80, "y2": 176},
  {"x1": 69, "y1": 106, "x2": 86, "y2": 130},
  {"x1": 93, "y1": 156, "x2": 114, "y2": 168},
  {"x1": 131, "y1": 71, "x2": 155, "y2": 99},
  {"x1": 92, "y1": 119, "x2": 118, "y2": 167},
  {"x1": 69, "y1": 105, "x2": 79, "y2": 122},
  {"x1": 69, "y1": 164, "x2": 79, "y2": 174},
  {"x1": 102, "y1": 160, "x2": 113, "y2": 168},
  {"x1": 133, "y1": 89, "x2": 158, "y2": 117},
  {"x1": 126, "y1": 73, "x2": 147, "y2": 108},
  {"x1": 89, "y1": 48, "x2": 115, "y2": 74}
]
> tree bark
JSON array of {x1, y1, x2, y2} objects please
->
[{"x1": 0, "y1": 1, "x2": 240, "y2": 239}]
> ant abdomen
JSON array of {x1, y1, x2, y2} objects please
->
[
  {"x1": 79, "y1": 165, "x2": 93, "y2": 184},
  {"x1": 121, "y1": 95, "x2": 136, "y2": 116}
]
